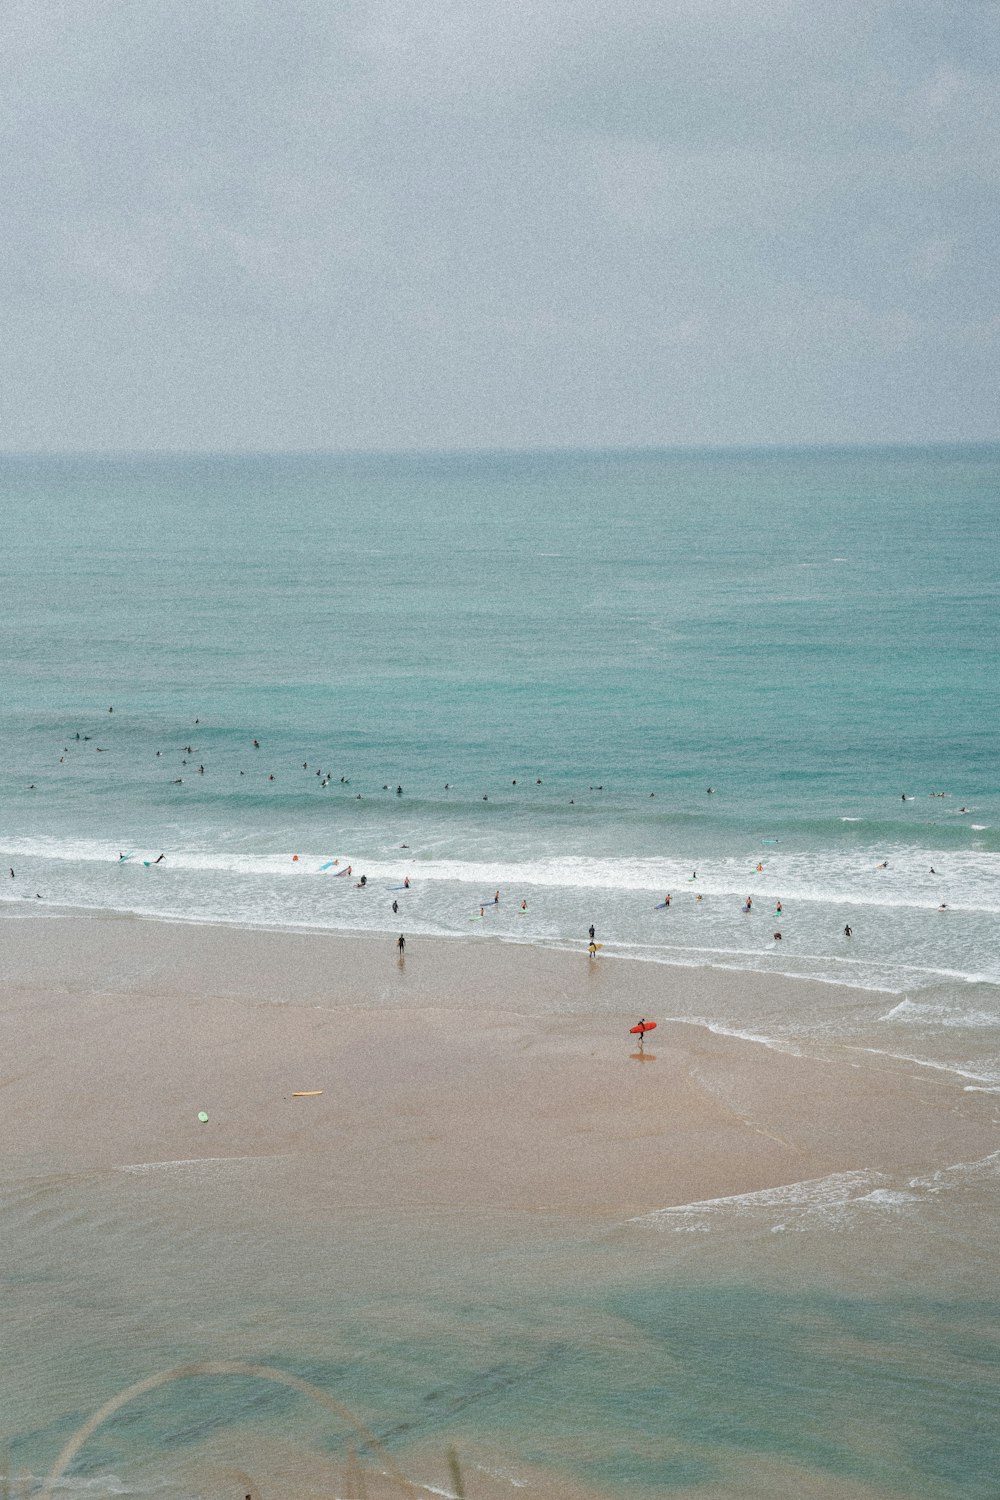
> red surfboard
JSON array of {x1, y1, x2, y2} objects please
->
[{"x1": 630, "y1": 1021, "x2": 657, "y2": 1034}]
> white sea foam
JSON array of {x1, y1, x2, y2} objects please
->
[
  {"x1": 848, "y1": 1046, "x2": 1000, "y2": 1087},
  {"x1": 33, "y1": 1477, "x2": 159, "y2": 1497},
  {"x1": 683, "y1": 1018, "x2": 805, "y2": 1057},
  {"x1": 879, "y1": 998, "x2": 1000, "y2": 1028},
  {"x1": 907, "y1": 1150, "x2": 1000, "y2": 1193},
  {"x1": 629, "y1": 1152, "x2": 1000, "y2": 1233},
  {"x1": 120, "y1": 1155, "x2": 279, "y2": 1173},
  {"x1": 628, "y1": 1170, "x2": 888, "y2": 1231},
  {"x1": 4, "y1": 836, "x2": 1000, "y2": 910}
]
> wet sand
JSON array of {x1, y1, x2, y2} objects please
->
[{"x1": 3, "y1": 912, "x2": 996, "y2": 1216}]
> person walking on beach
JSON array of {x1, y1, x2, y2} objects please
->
[
  {"x1": 588, "y1": 941, "x2": 598, "y2": 957},
  {"x1": 397, "y1": 934, "x2": 405, "y2": 954}
]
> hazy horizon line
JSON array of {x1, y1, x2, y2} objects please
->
[{"x1": 1, "y1": 438, "x2": 998, "y2": 463}]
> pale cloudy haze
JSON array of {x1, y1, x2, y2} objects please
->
[{"x1": 2, "y1": 0, "x2": 997, "y2": 451}]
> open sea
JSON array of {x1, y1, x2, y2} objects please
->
[
  {"x1": 3, "y1": 445, "x2": 999, "y2": 1075},
  {"x1": 3, "y1": 445, "x2": 999, "y2": 1498}
]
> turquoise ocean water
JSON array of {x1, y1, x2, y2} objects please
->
[
  {"x1": 3, "y1": 446, "x2": 1000, "y2": 1497},
  {"x1": 3, "y1": 445, "x2": 999, "y2": 1067}
]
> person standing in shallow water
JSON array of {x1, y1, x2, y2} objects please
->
[{"x1": 397, "y1": 934, "x2": 405, "y2": 954}]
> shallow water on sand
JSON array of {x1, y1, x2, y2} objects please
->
[{"x1": 6, "y1": 1152, "x2": 1000, "y2": 1499}]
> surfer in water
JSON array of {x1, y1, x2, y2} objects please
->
[
  {"x1": 392, "y1": 900, "x2": 398, "y2": 914},
  {"x1": 588, "y1": 925, "x2": 595, "y2": 941},
  {"x1": 844, "y1": 925, "x2": 853, "y2": 937},
  {"x1": 588, "y1": 941, "x2": 598, "y2": 957},
  {"x1": 403, "y1": 876, "x2": 410, "y2": 888}
]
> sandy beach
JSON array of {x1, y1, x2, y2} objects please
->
[
  {"x1": 4, "y1": 912, "x2": 999, "y2": 1500},
  {"x1": 4, "y1": 912, "x2": 996, "y2": 1210}
]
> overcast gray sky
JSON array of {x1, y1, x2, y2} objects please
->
[{"x1": 1, "y1": 0, "x2": 997, "y2": 451}]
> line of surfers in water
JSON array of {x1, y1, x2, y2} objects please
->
[{"x1": 89, "y1": 851, "x2": 949, "y2": 935}]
